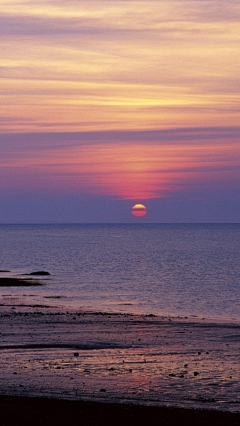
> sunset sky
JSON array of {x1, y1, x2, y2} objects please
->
[{"x1": 0, "y1": 0, "x2": 239, "y2": 223}]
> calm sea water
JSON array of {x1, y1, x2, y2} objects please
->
[{"x1": 0, "y1": 224, "x2": 240, "y2": 321}]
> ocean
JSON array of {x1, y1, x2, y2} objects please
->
[{"x1": 0, "y1": 223, "x2": 240, "y2": 322}]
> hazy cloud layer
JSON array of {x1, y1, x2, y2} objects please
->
[{"x1": 1, "y1": 128, "x2": 239, "y2": 201}]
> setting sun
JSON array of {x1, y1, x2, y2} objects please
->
[{"x1": 131, "y1": 203, "x2": 147, "y2": 217}]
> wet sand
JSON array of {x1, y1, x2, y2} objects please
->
[{"x1": 0, "y1": 302, "x2": 240, "y2": 423}]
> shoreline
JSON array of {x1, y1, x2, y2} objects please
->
[
  {"x1": 1, "y1": 395, "x2": 240, "y2": 426},
  {"x1": 1, "y1": 294, "x2": 240, "y2": 325}
]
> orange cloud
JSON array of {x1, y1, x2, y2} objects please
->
[{"x1": 0, "y1": 1, "x2": 239, "y2": 132}]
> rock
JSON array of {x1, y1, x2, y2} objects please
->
[
  {"x1": 194, "y1": 371, "x2": 199, "y2": 376},
  {"x1": 0, "y1": 278, "x2": 42, "y2": 287},
  {"x1": 29, "y1": 271, "x2": 51, "y2": 276},
  {"x1": 74, "y1": 352, "x2": 79, "y2": 357},
  {"x1": 0, "y1": 270, "x2": 10, "y2": 272}
]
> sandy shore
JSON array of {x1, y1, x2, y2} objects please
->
[
  {"x1": 1, "y1": 395, "x2": 240, "y2": 426},
  {"x1": 0, "y1": 302, "x2": 240, "y2": 419}
]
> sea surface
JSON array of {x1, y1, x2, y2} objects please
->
[{"x1": 0, "y1": 224, "x2": 240, "y2": 322}]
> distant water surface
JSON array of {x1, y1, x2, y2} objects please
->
[{"x1": 0, "y1": 224, "x2": 240, "y2": 321}]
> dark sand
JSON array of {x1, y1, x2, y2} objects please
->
[
  {"x1": 0, "y1": 302, "x2": 240, "y2": 424},
  {"x1": 1, "y1": 395, "x2": 240, "y2": 426}
]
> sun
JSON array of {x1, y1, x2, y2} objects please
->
[{"x1": 131, "y1": 203, "x2": 147, "y2": 217}]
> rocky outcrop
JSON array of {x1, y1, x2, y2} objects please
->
[
  {"x1": 0, "y1": 278, "x2": 42, "y2": 286},
  {"x1": 29, "y1": 271, "x2": 51, "y2": 276}
]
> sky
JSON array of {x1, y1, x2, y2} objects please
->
[{"x1": 0, "y1": 0, "x2": 240, "y2": 223}]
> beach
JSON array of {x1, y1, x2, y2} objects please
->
[{"x1": 1, "y1": 299, "x2": 240, "y2": 424}]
